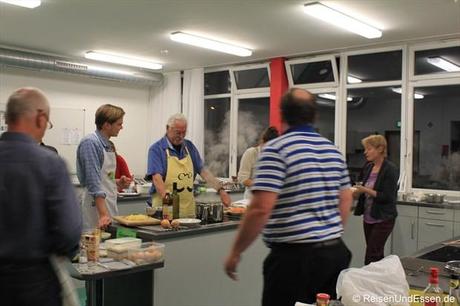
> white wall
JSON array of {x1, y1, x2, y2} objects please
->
[{"x1": 0, "y1": 67, "x2": 154, "y2": 176}]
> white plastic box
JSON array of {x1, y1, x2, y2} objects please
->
[{"x1": 127, "y1": 242, "x2": 164, "y2": 265}]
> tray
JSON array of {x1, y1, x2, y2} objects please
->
[
  {"x1": 113, "y1": 215, "x2": 161, "y2": 226},
  {"x1": 117, "y1": 192, "x2": 141, "y2": 197}
]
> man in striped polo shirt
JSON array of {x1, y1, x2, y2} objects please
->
[{"x1": 224, "y1": 88, "x2": 353, "y2": 306}]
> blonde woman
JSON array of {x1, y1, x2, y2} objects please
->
[{"x1": 353, "y1": 134, "x2": 398, "y2": 265}]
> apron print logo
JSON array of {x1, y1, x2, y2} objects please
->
[{"x1": 176, "y1": 172, "x2": 193, "y2": 193}]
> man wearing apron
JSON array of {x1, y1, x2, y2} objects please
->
[
  {"x1": 147, "y1": 113, "x2": 231, "y2": 218},
  {"x1": 77, "y1": 104, "x2": 131, "y2": 230}
]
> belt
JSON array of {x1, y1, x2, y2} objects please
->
[{"x1": 268, "y1": 238, "x2": 342, "y2": 249}]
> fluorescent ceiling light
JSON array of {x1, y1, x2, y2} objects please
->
[
  {"x1": 170, "y1": 32, "x2": 252, "y2": 57},
  {"x1": 318, "y1": 93, "x2": 352, "y2": 102},
  {"x1": 85, "y1": 51, "x2": 162, "y2": 70},
  {"x1": 303, "y1": 2, "x2": 382, "y2": 39},
  {"x1": 0, "y1": 0, "x2": 41, "y2": 8},
  {"x1": 392, "y1": 88, "x2": 424, "y2": 100},
  {"x1": 347, "y1": 75, "x2": 362, "y2": 83},
  {"x1": 88, "y1": 65, "x2": 134, "y2": 76},
  {"x1": 427, "y1": 57, "x2": 460, "y2": 72}
]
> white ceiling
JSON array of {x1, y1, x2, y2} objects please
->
[{"x1": 0, "y1": 0, "x2": 459, "y2": 72}]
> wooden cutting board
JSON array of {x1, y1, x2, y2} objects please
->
[{"x1": 113, "y1": 215, "x2": 161, "y2": 227}]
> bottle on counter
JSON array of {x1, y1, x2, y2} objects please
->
[
  {"x1": 423, "y1": 267, "x2": 443, "y2": 306},
  {"x1": 162, "y1": 192, "x2": 173, "y2": 221},
  {"x1": 445, "y1": 274, "x2": 459, "y2": 306},
  {"x1": 172, "y1": 182, "x2": 180, "y2": 219}
]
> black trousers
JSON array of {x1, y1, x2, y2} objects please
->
[
  {"x1": 0, "y1": 261, "x2": 62, "y2": 306},
  {"x1": 363, "y1": 219, "x2": 395, "y2": 265},
  {"x1": 262, "y1": 239, "x2": 351, "y2": 306}
]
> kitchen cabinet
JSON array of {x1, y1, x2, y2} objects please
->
[
  {"x1": 454, "y1": 223, "x2": 460, "y2": 237},
  {"x1": 342, "y1": 213, "x2": 366, "y2": 268},
  {"x1": 417, "y1": 206, "x2": 454, "y2": 250},
  {"x1": 392, "y1": 205, "x2": 418, "y2": 257}
]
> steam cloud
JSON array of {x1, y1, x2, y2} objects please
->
[{"x1": 204, "y1": 111, "x2": 264, "y2": 177}]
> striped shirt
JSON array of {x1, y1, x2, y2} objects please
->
[{"x1": 253, "y1": 124, "x2": 351, "y2": 244}]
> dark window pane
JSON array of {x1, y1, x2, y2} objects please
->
[
  {"x1": 348, "y1": 51, "x2": 402, "y2": 83},
  {"x1": 413, "y1": 84, "x2": 460, "y2": 191},
  {"x1": 290, "y1": 60, "x2": 335, "y2": 85},
  {"x1": 234, "y1": 68, "x2": 269, "y2": 89},
  {"x1": 237, "y1": 97, "x2": 270, "y2": 171},
  {"x1": 415, "y1": 46, "x2": 460, "y2": 75},
  {"x1": 315, "y1": 93, "x2": 336, "y2": 142},
  {"x1": 346, "y1": 87, "x2": 401, "y2": 183},
  {"x1": 204, "y1": 71, "x2": 230, "y2": 95},
  {"x1": 204, "y1": 98, "x2": 230, "y2": 177}
]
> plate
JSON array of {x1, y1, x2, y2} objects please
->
[
  {"x1": 117, "y1": 192, "x2": 141, "y2": 197},
  {"x1": 176, "y1": 218, "x2": 201, "y2": 227}
]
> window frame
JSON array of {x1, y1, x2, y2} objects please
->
[
  {"x1": 285, "y1": 55, "x2": 339, "y2": 89},
  {"x1": 230, "y1": 63, "x2": 271, "y2": 95}
]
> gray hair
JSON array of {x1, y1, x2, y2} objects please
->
[
  {"x1": 6, "y1": 87, "x2": 49, "y2": 124},
  {"x1": 167, "y1": 113, "x2": 187, "y2": 128}
]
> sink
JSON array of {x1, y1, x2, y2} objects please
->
[{"x1": 419, "y1": 245, "x2": 460, "y2": 262}]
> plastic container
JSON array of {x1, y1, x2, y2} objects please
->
[
  {"x1": 105, "y1": 237, "x2": 142, "y2": 260},
  {"x1": 127, "y1": 242, "x2": 164, "y2": 265}
]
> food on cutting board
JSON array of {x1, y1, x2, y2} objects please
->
[
  {"x1": 228, "y1": 207, "x2": 246, "y2": 214},
  {"x1": 124, "y1": 214, "x2": 151, "y2": 221},
  {"x1": 160, "y1": 219, "x2": 171, "y2": 229},
  {"x1": 171, "y1": 219, "x2": 180, "y2": 229}
]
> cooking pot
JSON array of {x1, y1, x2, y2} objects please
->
[
  {"x1": 196, "y1": 202, "x2": 223, "y2": 223},
  {"x1": 424, "y1": 193, "x2": 445, "y2": 203}
]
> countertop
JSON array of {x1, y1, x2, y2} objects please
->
[
  {"x1": 398, "y1": 200, "x2": 460, "y2": 209},
  {"x1": 109, "y1": 218, "x2": 241, "y2": 241}
]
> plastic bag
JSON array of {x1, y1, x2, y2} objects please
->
[{"x1": 336, "y1": 255, "x2": 410, "y2": 306}]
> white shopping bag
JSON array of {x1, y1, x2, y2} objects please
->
[{"x1": 336, "y1": 255, "x2": 410, "y2": 306}]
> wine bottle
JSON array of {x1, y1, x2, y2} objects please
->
[{"x1": 172, "y1": 182, "x2": 180, "y2": 219}]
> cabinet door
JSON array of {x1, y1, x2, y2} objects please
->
[
  {"x1": 392, "y1": 216, "x2": 418, "y2": 257},
  {"x1": 418, "y1": 219, "x2": 453, "y2": 250},
  {"x1": 454, "y1": 222, "x2": 460, "y2": 237},
  {"x1": 342, "y1": 214, "x2": 366, "y2": 268}
]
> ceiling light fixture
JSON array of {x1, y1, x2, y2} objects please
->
[
  {"x1": 347, "y1": 75, "x2": 362, "y2": 83},
  {"x1": 303, "y1": 2, "x2": 382, "y2": 39},
  {"x1": 0, "y1": 0, "x2": 41, "y2": 8},
  {"x1": 85, "y1": 51, "x2": 162, "y2": 70},
  {"x1": 426, "y1": 57, "x2": 460, "y2": 72},
  {"x1": 170, "y1": 31, "x2": 252, "y2": 57},
  {"x1": 392, "y1": 88, "x2": 424, "y2": 99},
  {"x1": 319, "y1": 93, "x2": 352, "y2": 101}
]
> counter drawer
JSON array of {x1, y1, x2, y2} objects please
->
[
  {"x1": 418, "y1": 219, "x2": 453, "y2": 249},
  {"x1": 419, "y1": 206, "x2": 454, "y2": 221},
  {"x1": 397, "y1": 205, "x2": 418, "y2": 217}
]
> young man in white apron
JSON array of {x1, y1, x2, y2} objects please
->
[
  {"x1": 147, "y1": 113, "x2": 231, "y2": 219},
  {"x1": 77, "y1": 104, "x2": 131, "y2": 230}
]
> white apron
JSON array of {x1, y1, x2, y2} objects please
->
[
  {"x1": 81, "y1": 148, "x2": 117, "y2": 231},
  {"x1": 243, "y1": 146, "x2": 261, "y2": 200}
]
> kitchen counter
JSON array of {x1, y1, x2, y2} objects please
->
[
  {"x1": 401, "y1": 237, "x2": 460, "y2": 291},
  {"x1": 398, "y1": 200, "x2": 460, "y2": 209}
]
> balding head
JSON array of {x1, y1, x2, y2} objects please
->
[
  {"x1": 5, "y1": 87, "x2": 50, "y2": 142},
  {"x1": 6, "y1": 87, "x2": 49, "y2": 124},
  {"x1": 280, "y1": 88, "x2": 317, "y2": 127}
]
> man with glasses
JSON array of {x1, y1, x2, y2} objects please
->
[
  {"x1": 147, "y1": 113, "x2": 230, "y2": 218},
  {"x1": 0, "y1": 87, "x2": 82, "y2": 306},
  {"x1": 77, "y1": 104, "x2": 131, "y2": 230}
]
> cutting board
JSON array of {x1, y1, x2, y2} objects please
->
[{"x1": 113, "y1": 215, "x2": 161, "y2": 227}]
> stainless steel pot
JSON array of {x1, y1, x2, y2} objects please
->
[
  {"x1": 424, "y1": 193, "x2": 445, "y2": 203},
  {"x1": 196, "y1": 201, "x2": 223, "y2": 223}
]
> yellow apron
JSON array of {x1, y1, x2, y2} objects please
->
[{"x1": 152, "y1": 147, "x2": 195, "y2": 218}]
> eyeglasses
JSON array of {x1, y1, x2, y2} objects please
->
[{"x1": 37, "y1": 109, "x2": 53, "y2": 130}]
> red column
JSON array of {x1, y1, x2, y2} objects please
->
[{"x1": 269, "y1": 57, "x2": 288, "y2": 132}]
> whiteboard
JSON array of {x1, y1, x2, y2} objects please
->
[{"x1": 0, "y1": 104, "x2": 85, "y2": 174}]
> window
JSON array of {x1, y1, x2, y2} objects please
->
[
  {"x1": 315, "y1": 92, "x2": 336, "y2": 142},
  {"x1": 414, "y1": 46, "x2": 460, "y2": 76},
  {"x1": 204, "y1": 70, "x2": 230, "y2": 95},
  {"x1": 285, "y1": 56, "x2": 339, "y2": 88},
  {"x1": 346, "y1": 87, "x2": 402, "y2": 183},
  {"x1": 233, "y1": 68, "x2": 270, "y2": 90},
  {"x1": 204, "y1": 98, "x2": 230, "y2": 177},
  {"x1": 348, "y1": 50, "x2": 402, "y2": 83},
  {"x1": 412, "y1": 84, "x2": 460, "y2": 191},
  {"x1": 236, "y1": 97, "x2": 270, "y2": 171}
]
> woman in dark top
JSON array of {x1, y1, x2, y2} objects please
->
[{"x1": 353, "y1": 134, "x2": 399, "y2": 265}]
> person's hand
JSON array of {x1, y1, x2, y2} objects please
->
[
  {"x1": 219, "y1": 189, "x2": 231, "y2": 207},
  {"x1": 354, "y1": 185, "x2": 367, "y2": 194},
  {"x1": 117, "y1": 175, "x2": 132, "y2": 189},
  {"x1": 224, "y1": 251, "x2": 241, "y2": 281},
  {"x1": 98, "y1": 213, "x2": 112, "y2": 230}
]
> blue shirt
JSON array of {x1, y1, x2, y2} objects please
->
[
  {"x1": 147, "y1": 136, "x2": 203, "y2": 194},
  {"x1": 253, "y1": 124, "x2": 351, "y2": 244},
  {"x1": 76, "y1": 130, "x2": 112, "y2": 198},
  {"x1": 0, "y1": 132, "x2": 82, "y2": 260}
]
